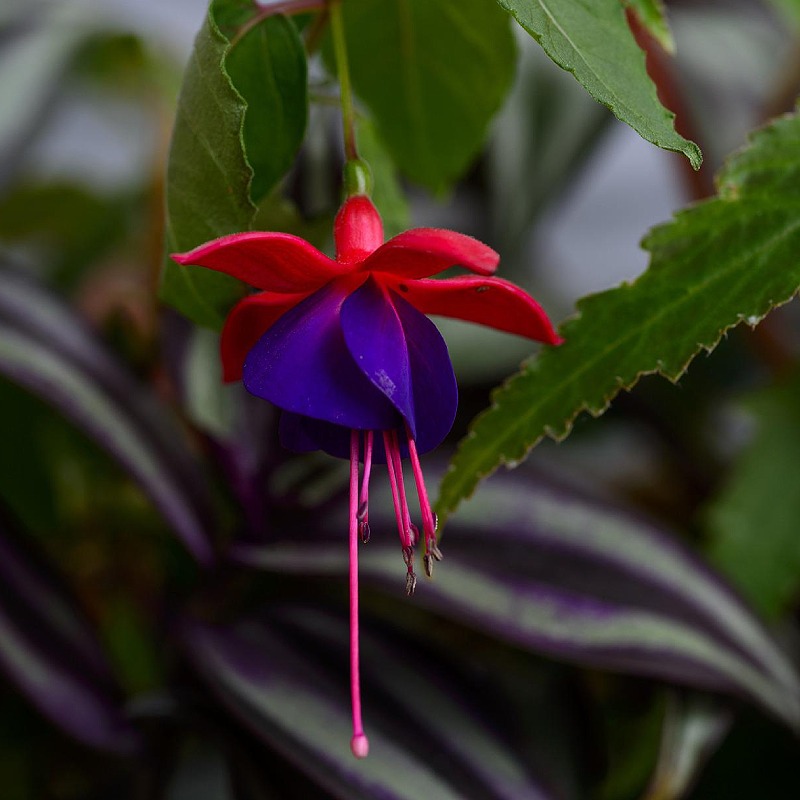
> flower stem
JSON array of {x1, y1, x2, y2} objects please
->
[{"x1": 329, "y1": 0, "x2": 358, "y2": 163}]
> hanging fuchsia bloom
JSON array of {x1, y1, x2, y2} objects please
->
[{"x1": 172, "y1": 194, "x2": 560, "y2": 758}]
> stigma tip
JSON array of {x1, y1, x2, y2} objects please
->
[{"x1": 351, "y1": 733, "x2": 370, "y2": 759}]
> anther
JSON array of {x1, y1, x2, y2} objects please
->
[
  {"x1": 405, "y1": 571, "x2": 417, "y2": 596},
  {"x1": 359, "y1": 520, "x2": 371, "y2": 543},
  {"x1": 409, "y1": 523, "x2": 420, "y2": 545},
  {"x1": 429, "y1": 542, "x2": 444, "y2": 562},
  {"x1": 423, "y1": 553, "x2": 433, "y2": 578},
  {"x1": 402, "y1": 545, "x2": 414, "y2": 567}
]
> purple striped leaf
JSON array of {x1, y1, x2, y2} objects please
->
[
  {"x1": 642, "y1": 692, "x2": 732, "y2": 800},
  {"x1": 0, "y1": 511, "x2": 138, "y2": 753},
  {"x1": 183, "y1": 617, "x2": 559, "y2": 800},
  {"x1": 0, "y1": 271, "x2": 215, "y2": 563},
  {"x1": 274, "y1": 605, "x2": 570, "y2": 800},
  {"x1": 231, "y1": 471, "x2": 800, "y2": 733}
]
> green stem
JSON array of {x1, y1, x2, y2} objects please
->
[{"x1": 329, "y1": 0, "x2": 358, "y2": 163}]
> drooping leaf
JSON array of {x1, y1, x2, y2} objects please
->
[
  {"x1": 161, "y1": 0, "x2": 307, "y2": 329},
  {"x1": 623, "y1": 0, "x2": 675, "y2": 54},
  {"x1": 0, "y1": 507, "x2": 138, "y2": 753},
  {"x1": 233, "y1": 470, "x2": 800, "y2": 733},
  {"x1": 496, "y1": 0, "x2": 699, "y2": 167},
  {"x1": 642, "y1": 692, "x2": 732, "y2": 800},
  {"x1": 705, "y1": 376, "x2": 800, "y2": 619},
  {"x1": 438, "y1": 108, "x2": 800, "y2": 522},
  {"x1": 0, "y1": 270, "x2": 215, "y2": 564},
  {"x1": 325, "y1": 0, "x2": 516, "y2": 192}
]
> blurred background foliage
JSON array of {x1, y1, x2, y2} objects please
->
[{"x1": 0, "y1": 0, "x2": 800, "y2": 798}]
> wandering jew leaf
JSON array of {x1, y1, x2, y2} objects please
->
[
  {"x1": 642, "y1": 692, "x2": 732, "y2": 800},
  {"x1": 0, "y1": 272, "x2": 215, "y2": 564},
  {"x1": 496, "y1": 0, "x2": 699, "y2": 167},
  {"x1": 0, "y1": 3, "x2": 88, "y2": 189},
  {"x1": 705, "y1": 376, "x2": 800, "y2": 619},
  {"x1": 326, "y1": 0, "x2": 516, "y2": 192},
  {"x1": 232, "y1": 471, "x2": 800, "y2": 733},
  {"x1": 184, "y1": 617, "x2": 558, "y2": 800},
  {"x1": 161, "y1": 0, "x2": 307, "y2": 328},
  {"x1": 280, "y1": 607, "x2": 566, "y2": 800},
  {"x1": 438, "y1": 108, "x2": 800, "y2": 521},
  {"x1": 0, "y1": 508, "x2": 138, "y2": 753}
]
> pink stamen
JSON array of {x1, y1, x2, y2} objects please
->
[
  {"x1": 385, "y1": 430, "x2": 417, "y2": 595},
  {"x1": 389, "y1": 430, "x2": 413, "y2": 541},
  {"x1": 358, "y1": 431, "x2": 373, "y2": 543},
  {"x1": 383, "y1": 431, "x2": 411, "y2": 549},
  {"x1": 349, "y1": 430, "x2": 369, "y2": 759},
  {"x1": 406, "y1": 428, "x2": 437, "y2": 548}
]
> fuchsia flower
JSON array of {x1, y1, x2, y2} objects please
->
[{"x1": 172, "y1": 195, "x2": 560, "y2": 758}]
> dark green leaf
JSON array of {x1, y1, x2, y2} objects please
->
[
  {"x1": 326, "y1": 0, "x2": 516, "y2": 191},
  {"x1": 496, "y1": 0, "x2": 700, "y2": 167},
  {"x1": 705, "y1": 376, "x2": 800, "y2": 619},
  {"x1": 438, "y1": 108, "x2": 800, "y2": 522},
  {"x1": 161, "y1": 0, "x2": 307, "y2": 328}
]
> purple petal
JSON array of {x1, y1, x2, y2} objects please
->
[
  {"x1": 243, "y1": 280, "x2": 400, "y2": 431},
  {"x1": 392, "y1": 289, "x2": 457, "y2": 453},
  {"x1": 279, "y1": 412, "x2": 402, "y2": 463},
  {"x1": 340, "y1": 276, "x2": 414, "y2": 433},
  {"x1": 340, "y1": 280, "x2": 457, "y2": 452}
]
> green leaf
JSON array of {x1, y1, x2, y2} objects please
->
[
  {"x1": 705, "y1": 376, "x2": 800, "y2": 619},
  {"x1": 623, "y1": 0, "x2": 675, "y2": 54},
  {"x1": 161, "y1": 0, "x2": 307, "y2": 329},
  {"x1": 437, "y1": 108, "x2": 800, "y2": 523},
  {"x1": 766, "y1": 0, "x2": 800, "y2": 29},
  {"x1": 496, "y1": 0, "x2": 700, "y2": 168},
  {"x1": 326, "y1": 0, "x2": 516, "y2": 192}
]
